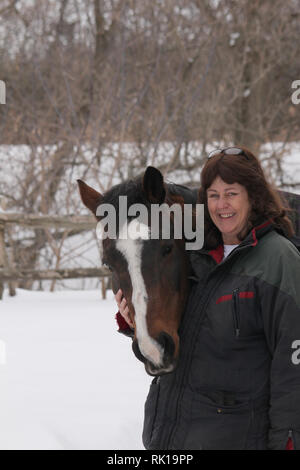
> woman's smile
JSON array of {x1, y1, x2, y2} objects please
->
[{"x1": 218, "y1": 213, "x2": 235, "y2": 218}]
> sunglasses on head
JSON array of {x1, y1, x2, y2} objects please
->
[{"x1": 208, "y1": 147, "x2": 249, "y2": 160}]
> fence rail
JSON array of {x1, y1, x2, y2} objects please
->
[
  {"x1": 0, "y1": 212, "x2": 109, "y2": 300},
  {"x1": 0, "y1": 213, "x2": 95, "y2": 230},
  {"x1": 0, "y1": 267, "x2": 110, "y2": 281}
]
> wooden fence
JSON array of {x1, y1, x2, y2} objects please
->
[{"x1": 0, "y1": 212, "x2": 111, "y2": 300}]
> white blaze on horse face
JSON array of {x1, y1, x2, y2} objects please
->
[{"x1": 116, "y1": 219, "x2": 164, "y2": 367}]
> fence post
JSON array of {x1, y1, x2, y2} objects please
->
[
  {"x1": 6, "y1": 226, "x2": 16, "y2": 297},
  {"x1": 0, "y1": 222, "x2": 16, "y2": 299},
  {"x1": 0, "y1": 223, "x2": 5, "y2": 299},
  {"x1": 101, "y1": 278, "x2": 106, "y2": 299}
]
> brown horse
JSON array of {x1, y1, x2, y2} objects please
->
[{"x1": 78, "y1": 166, "x2": 198, "y2": 376}]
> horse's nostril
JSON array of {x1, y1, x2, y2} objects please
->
[{"x1": 157, "y1": 332, "x2": 175, "y2": 359}]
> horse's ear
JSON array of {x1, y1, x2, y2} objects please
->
[
  {"x1": 77, "y1": 180, "x2": 103, "y2": 216},
  {"x1": 143, "y1": 166, "x2": 166, "y2": 203}
]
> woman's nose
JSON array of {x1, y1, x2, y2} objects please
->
[{"x1": 216, "y1": 195, "x2": 230, "y2": 209}]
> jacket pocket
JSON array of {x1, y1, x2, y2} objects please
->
[
  {"x1": 215, "y1": 288, "x2": 259, "y2": 339},
  {"x1": 184, "y1": 391, "x2": 251, "y2": 450},
  {"x1": 142, "y1": 377, "x2": 160, "y2": 449}
]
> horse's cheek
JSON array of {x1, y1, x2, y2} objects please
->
[{"x1": 111, "y1": 273, "x2": 120, "y2": 295}]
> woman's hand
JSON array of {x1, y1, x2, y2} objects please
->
[{"x1": 115, "y1": 288, "x2": 134, "y2": 329}]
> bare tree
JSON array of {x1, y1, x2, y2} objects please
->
[{"x1": 0, "y1": 0, "x2": 300, "y2": 291}]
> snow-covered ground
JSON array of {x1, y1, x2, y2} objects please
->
[{"x1": 0, "y1": 288, "x2": 152, "y2": 450}]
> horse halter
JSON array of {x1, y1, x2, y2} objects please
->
[{"x1": 208, "y1": 147, "x2": 250, "y2": 160}]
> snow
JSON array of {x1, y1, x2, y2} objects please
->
[
  {"x1": 243, "y1": 89, "x2": 251, "y2": 98},
  {"x1": 0, "y1": 288, "x2": 152, "y2": 450},
  {"x1": 229, "y1": 32, "x2": 240, "y2": 46}
]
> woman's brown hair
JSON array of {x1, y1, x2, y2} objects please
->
[{"x1": 198, "y1": 147, "x2": 295, "y2": 249}]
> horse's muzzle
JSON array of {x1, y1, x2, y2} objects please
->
[{"x1": 132, "y1": 332, "x2": 178, "y2": 376}]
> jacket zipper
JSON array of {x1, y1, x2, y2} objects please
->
[{"x1": 232, "y1": 288, "x2": 240, "y2": 337}]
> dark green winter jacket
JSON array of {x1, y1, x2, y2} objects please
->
[{"x1": 142, "y1": 221, "x2": 300, "y2": 450}]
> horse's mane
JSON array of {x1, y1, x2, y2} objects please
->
[
  {"x1": 102, "y1": 177, "x2": 198, "y2": 209},
  {"x1": 102, "y1": 178, "x2": 146, "y2": 208},
  {"x1": 166, "y1": 182, "x2": 198, "y2": 205}
]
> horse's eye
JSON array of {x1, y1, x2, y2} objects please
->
[
  {"x1": 103, "y1": 261, "x2": 113, "y2": 271},
  {"x1": 162, "y1": 244, "x2": 173, "y2": 256}
]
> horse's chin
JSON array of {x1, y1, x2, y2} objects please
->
[
  {"x1": 132, "y1": 338, "x2": 177, "y2": 376},
  {"x1": 145, "y1": 360, "x2": 177, "y2": 377}
]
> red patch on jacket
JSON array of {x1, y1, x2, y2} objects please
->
[
  {"x1": 216, "y1": 294, "x2": 233, "y2": 304},
  {"x1": 239, "y1": 291, "x2": 254, "y2": 299},
  {"x1": 216, "y1": 291, "x2": 254, "y2": 304}
]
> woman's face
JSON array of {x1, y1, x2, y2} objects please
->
[{"x1": 207, "y1": 176, "x2": 251, "y2": 245}]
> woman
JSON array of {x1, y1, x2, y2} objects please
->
[{"x1": 115, "y1": 147, "x2": 300, "y2": 450}]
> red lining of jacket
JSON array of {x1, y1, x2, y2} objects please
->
[
  {"x1": 251, "y1": 220, "x2": 273, "y2": 247},
  {"x1": 209, "y1": 220, "x2": 273, "y2": 263},
  {"x1": 208, "y1": 244, "x2": 224, "y2": 264}
]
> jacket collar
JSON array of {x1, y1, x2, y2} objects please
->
[
  {"x1": 240, "y1": 219, "x2": 274, "y2": 248},
  {"x1": 206, "y1": 219, "x2": 274, "y2": 264}
]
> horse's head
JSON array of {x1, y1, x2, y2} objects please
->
[{"x1": 78, "y1": 167, "x2": 193, "y2": 376}]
